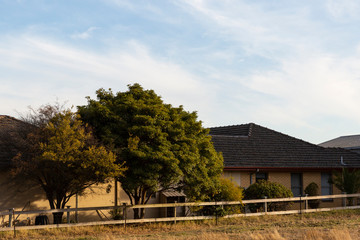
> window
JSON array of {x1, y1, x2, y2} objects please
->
[
  {"x1": 256, "y1": 172, "x2": 268, "y2": 182},
  {"x1": 291, "y1": 173, "x2": 303, "y2": 197},
  {"x1": 321, "y1": 173, "x2": 333, "y2": 201}
]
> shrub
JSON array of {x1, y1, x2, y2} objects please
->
[
  {"x1": 304, "y1": 182, "x2": 320, "y2": 209},
  {"x1": 244, "y1": 180, "x2": 293, "y2": 212},
  {"x1": 198, "y1": 178, "x2": 243, "y2": 216}
]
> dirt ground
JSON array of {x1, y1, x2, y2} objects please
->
[{"x1": 1, "y1": 209, "x2": 360, "y2": 239}]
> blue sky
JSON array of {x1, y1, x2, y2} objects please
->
[{"x1": 2, "y1": 0, "x2": 360, "y2": 144}]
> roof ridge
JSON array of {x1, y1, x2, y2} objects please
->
[
  {"x1": 248, "y1": 123, "x2": 254, "y2": 137},
  {"x1": 0, "y1": 115, "x2": 21, "y2": 120},
  {"x1": 209, "y1": 123, "x2": 251, "y2": 129}
]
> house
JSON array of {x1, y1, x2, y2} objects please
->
[
  {"x1": 319, "y1": 135, "x2": 360, "y2": 154},
  {"x1": 209, "y1": 123, "x2": 360, "y2": 207},
  {"x1": 2, "y1": 115, "x2": 359, "y2": 223}
]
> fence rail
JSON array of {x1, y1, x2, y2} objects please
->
[{"x1": 1, "y1": 193, "x2": 360, "y2": 232}]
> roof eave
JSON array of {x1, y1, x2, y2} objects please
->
[{"x1": 223, "y1": 166, "x2": 357, "y2": 172}]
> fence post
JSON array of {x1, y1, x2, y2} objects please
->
[
  {"x1": 12, "y1": 208, "x2": 15, "y2": 238},
  {"x1": 342, "y1": 192, "x2": 347, "y2": 207},
  {"x1": 299, "y1": 195, "x2": 302, "y2": 215},
  {"x1": 305, "y1": 194, "x2": 308, "y2": 211},
  {"x1": 75, "y1": 193, "x2": 78, "y2": 223},
  {"x1": 174, "y1": 201, "x2": 177, "y2": 224},
  {"x1": 8, "y1": 209, "x2": 12, "y2": 228},
  {"x1": 264, "y1": 196, "x2": 267, "y2": 214},
  {"x1": 123, "y1": 203, "x2": 127, "y2": 231},
  {"x1": 66, "y1": 206, "x2": 71, "y2": 224},
  {"x1": 215, "y1": 200, "x2": 218, "y2": 225}
]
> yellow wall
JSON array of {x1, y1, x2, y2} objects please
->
[
  {"x1": 0, "y1": 167, "x2": 354, "y2": 225},
  {"x1": 0, "y1": 170, "x2": 129, "y2": 224},
  {"x1": 0, "y1": 169, "x2": 164, "y2": 225},
  {"x1": 268, "y1": 172, "x2": 291, "y2": 189},
  {"x1": 223, "y1": 170, "x2": 346, "y2": 208}
]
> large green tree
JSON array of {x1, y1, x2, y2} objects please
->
[
  {"x1": 13, "y1": 105, "x2": 123, "y2": 223},
  {"x1": 78, "y1": 84, "x2": 223, "y2": 219}
]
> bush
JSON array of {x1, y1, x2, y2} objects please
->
[
  {"x1": 304, "y1": 182, "x2": 320, "y2": 209},
  {"x1": 244, "y1": 180, "x2": 293, "y2": 212},
  {"x1": 198, "y1": 178, "x2": 243, "y2": 216}
]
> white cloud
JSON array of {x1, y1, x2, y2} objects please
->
[
  {"x1": 180, "y1": 0, "x2": 317, "y2": 58},
  {"x1": 176, "y1": 0, "x2": 360, "y2": 142},
  {"x1": 235, "y1": 52, "x2": 360, "y2": 142},
  {"x1": 102, "y1": 0, "x2": 134, "y2": 9},
  {"x1": 0, "y1": 35, "x2": 215, "y2": 119},
  {"x1": 71, "y1": 27, "x2": 98, "y2": 40},
  {"x1": 326, "y1": 0, "x2": 360, "y2": 20}
]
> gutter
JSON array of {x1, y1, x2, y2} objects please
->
[{"x1": 224, "y1": 167, "x2": 354, "y2": 172}]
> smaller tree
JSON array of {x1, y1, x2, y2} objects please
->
[
  {"x1": 13, "y1": 106, "x2": 124, "y2": 223},
  {"x1": 332, "y1": 168, "x2": 360, "y2": 194},
  {"x1": 304, "y1": 182, "x2": 320, "y2": 209},
  {"x1": 244, "y1": 180, "x2": 293, "y2": 212},
  {"x1": 331, "y1": 168, "x2": 360, "y2": 206}
]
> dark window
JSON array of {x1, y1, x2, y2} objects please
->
[
  {"x1": 291, "y1": 173, "x2": 303, "y2": 197},
  {"x1": 321, "y1": 173, "x2": 333, "y2": 201},
  {"x1": 166, "y1": 196, "x2": 185, "y2": 217},
  {"x1": 256, "y1": 172, "x2": 268, "y2": 182}
]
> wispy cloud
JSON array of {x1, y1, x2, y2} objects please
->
[
  {"x1": 176, "y1": 0, "x2": 360, "y2": 142},
  {"x1": 325, "y1": 0, "x2": 360, "y2": 20},
  {"x1": 71, "y1": 27, "x2": 98, "y2": 40},
  {"x1": 0, "y1": 34, "x2": 216, "y2": 121},
  {"x1": 2, "y1": 0, "x2": 360, "y2": 143}
]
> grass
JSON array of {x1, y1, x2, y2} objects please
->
[{"x1": 0, "y1": 209, "x2": 360, "y2": 239}]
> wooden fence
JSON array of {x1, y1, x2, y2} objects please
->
[{"x1": 1, "y1": 193, "x2": 360, "y2": 232}]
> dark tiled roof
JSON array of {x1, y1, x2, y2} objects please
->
[
  {"x1": 319, "y1": 135, "x2": 360, "y2": 149},
  {"x1": 0, "y1": 115, "x2": 30, "y2": 168},
  {"x1": 209, "y1": 123, "x2": 360, "y2": 169}
]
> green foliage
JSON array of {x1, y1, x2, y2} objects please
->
[
  {"x1": 331, "y1": 168, "x2": 360, "y2": 194},
  {"x1": 304, "y1": 182, "x2": 320, "y2": 209},
  {"x1": 199, "y1": 178, "x2": 243, "y2": 216},
  {"x1": 244, "y1": 180, "x2": 293, "y2": 212},
  {"x1": 331, "y1": 168, "x2": 360, "y2": 206},
  {"x1": 78, "y1": 84, "x2": 223, "y2": 219},
  {"x1": 13, "y1": 106, "x2": 123, "y2": 224},
  {"x1": 213, "y1": 178, "x2": 243, "y2": 201}
]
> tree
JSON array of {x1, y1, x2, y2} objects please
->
[
  {"x1": 244, "y1": 180, "x2": 293, "y2": 212},
  {"x1": 12, "y1": 105, "x2": 123, "y2": 224},
  {"x1": 304, "y1": 182, "x2": 320, "y2": 209},
  {"x1": 78, "y1": 84, "x2": 224, "y2": 219},
  {"x1": 331, "y1": 168, "x2": 360, "y2": 205}
]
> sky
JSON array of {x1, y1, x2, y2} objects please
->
[{"x1": 1, "y1": 0, "x2": 360, "y2": 144}]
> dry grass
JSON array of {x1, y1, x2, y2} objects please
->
[{"x1": 1, "y1": 209, "x2": 360, "y2": 239}]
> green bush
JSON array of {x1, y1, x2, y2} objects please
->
[
  {"x1": 244, "y1": 180, "x2": 293, "y2": 212},
  {"x1": 304, "y1": 182, "x2": 320, "y2": 209},
  {"x1": 198, "y1": 178, "x2": 243, "y2": 216}
]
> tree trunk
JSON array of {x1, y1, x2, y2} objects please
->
[
  {"x1": 133, "y1": 208, "x2": 146, "y2": 219},
  {"x1": 52, "y1": 212, "x2": 64, "y2": 224},
  {"x1": 140, "y1": 208, "x2": 145, "y2": 218},
  {"x1": 133, "y1": 208, "x2": 140, "y2": 219}
]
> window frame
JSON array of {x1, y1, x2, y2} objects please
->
[
  {"x1": 255, "y1": 172, "x2": 268, "y2": 182},
  {"x1": 291, "y1": 173, "x2": 303, "y2": 197},
  {"x1": 321, "y1": 172, "x2": 333, "y2": 202}
]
